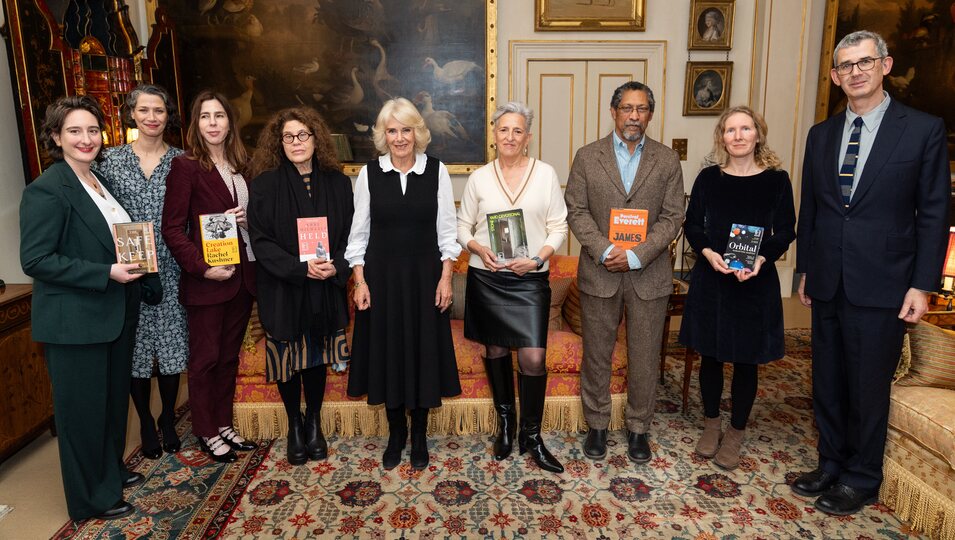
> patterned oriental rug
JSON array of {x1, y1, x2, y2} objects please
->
[{"x1": 52, "y1": 330, "x2": 925, "y2": 539}]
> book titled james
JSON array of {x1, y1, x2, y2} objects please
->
[
  {"x1": 297, "y1": 217, "x2": 330, "y2": 262},
  {"x1": 486, "y1": 209, "x2": 529, "y2": 262},
  {"x1": 608, "y1": 208, "x2": 648, "y2": 250},
  {"x1": 199, "y1": 213, "x2": 241, "y2": 266},
  {"x1": 723, "y1": 224, "x2": 765, "y2": 271},
  {"x1": 113, "y1": 222, "x2": 158, "y2": 274}
]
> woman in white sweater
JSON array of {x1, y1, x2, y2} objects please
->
[{"x1": 457, "y1": 101, "x2": 568, "y2": 473}]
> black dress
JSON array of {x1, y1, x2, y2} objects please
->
[
  {"x1": 347, "y1": 156, "x2": 461, "y2": 409},
  {"x1": 678, "y1": 166, "x2": 796, "y2": 364}
]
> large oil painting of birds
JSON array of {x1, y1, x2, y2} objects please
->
[
  {"x1": 817, "y1": 0, "x2": 955, "y2": 164},
  {"x1": 159, "y1": 0, "x2": 491, "y2": 167}
]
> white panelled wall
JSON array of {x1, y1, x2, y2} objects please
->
[{"x1": 0, "y1": 0, "x2": 829, "y2": 296}]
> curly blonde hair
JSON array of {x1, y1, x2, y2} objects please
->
[
  {"x1": 249, "y1": 107, "x2": 340, "y2": 179},
  {"x1": 372, "y1": 98, "x2": 431, "y2": 155},
  {"x1": 707, "y1": 105, "x2": 781, "y2": 170}
]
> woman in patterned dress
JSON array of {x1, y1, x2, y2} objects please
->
[{"x1": 99, "y1": 84, "x2": 187, "y2": 459}]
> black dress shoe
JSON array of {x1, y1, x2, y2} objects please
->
[
  {"x1": 94, "y1": 500, "x2": 134, "y2": 521},
  {"x1": 197, "y1": 436, "x2": 238, "y2": 463},
  {"x1": 583, "y1": 428, "x2": 608, "y2": 460},
  {"x1": 158, "y1": 413, "x2": 181, "y2": 454},
  {"x1": 122, "y1": 472, "x2": 145, "y2": 489},
  {"x1": 140, "y1": 423, "x2": 162, "y2": 460},
  {"x1": 814, "y1": 483, "x2": 879, "y2": 516},
  {"x1": 791, "y1": 468, "x2": 838, "y2": 497},
  {"x1": 218, "y1": 427, "x2": 258, "y2": 452},
  {"x1": 627, "y1": 432, "x2": 652, "y2": 464}
]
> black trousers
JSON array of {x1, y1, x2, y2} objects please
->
[{"x1": 810, "y1": 284, "x2": 905, "y2": 491}]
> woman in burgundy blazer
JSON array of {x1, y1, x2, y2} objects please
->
[{"x1": 162, "y1": 90, "x2": 257, "y2": 463}]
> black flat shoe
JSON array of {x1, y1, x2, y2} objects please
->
[
  {"x1": 94, "y1": 500, "x2": 134, "y2": 521},
  {"x1": 140, "y1": 423, "x2": 161, "y2": 460},
  {"x1": 158, "y1": 413, "x2": 181, "y2": 454},
  {"x1": 583, "y1": 428, "x2": 608, "y2": 460},
  {"x1": 218, "y1": 427, "x2": 257, "y2": 452},
  {"x1": 122, "y1": 472, "x2": 145, "y2": 489},
  {"x1": 197, "y1": 436, "x2": 238, "y2": 463},
  {"x1": 814, "y1": 483, "x2": 879, "y2": 516},
  {"x1": 627, "y1": 432, "x2": 652, "y2": 464},
  {"x1": 791, "y1": 468, "x2": 839, "y2": 497}
]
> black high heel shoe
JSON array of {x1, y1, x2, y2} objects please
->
[
  {"x1": 140, "y1": 422, "x2": 162, "y2": 460},
  {"x1": 197, "y1": 436, "x2": 238, "y2": 463},
  {"x1": 218, "y1": 426, "x2": 257, "y2": 452},
  {"x1": 158, "y1": 413, "x2": 181, "y2": 454}
]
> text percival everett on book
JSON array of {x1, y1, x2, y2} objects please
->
[
  {"x1": 113, "y1": 222, "x2": 158, "y2": 274},
  {"x1": 723, "y1": 224, "x2": 765, "y2": 271},
  {"x1": 608, "y1": 208, "x2": 648, "y2": 250},
  {"x1": 297, "y1": 217, "x2": 330, "y2": 262},
  {"x1": 486, "y1": 209, "x2": 529, "y2": 263},
  {"x1": 199, "y1": 213, "x2": 241, "y2": 266}
]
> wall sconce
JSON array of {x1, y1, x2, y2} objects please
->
[
  {"x1": 330, "y1": 134, "x2": 353, "y2": 162},
  {"x1": 126, "y1": 128, "x2": 139, "y2": 144}
]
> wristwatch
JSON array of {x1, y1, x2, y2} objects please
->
[{"x1": 531, "y1": 256, "x2": 544, "y2": 269}]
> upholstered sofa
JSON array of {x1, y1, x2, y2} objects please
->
[
  {"x1": 882, "y1": 319, "x2": 955, "y2": 540},
  {"x1": 233, "y1": 253, "x2": 634, "y2": 439}
]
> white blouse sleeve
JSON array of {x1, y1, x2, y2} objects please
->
[
  {"x1": 456, "y1": 170, "x2": 480, "y2": 249},
  {"x1": 436, "y1": 161, "x2": 461, "y2": 260},
  {"x1": 345, "y1": 165, "x2": 371, "y2": 267},
  {"x1": 543, "y1": 166, "x2": 569, "y2": 251}
]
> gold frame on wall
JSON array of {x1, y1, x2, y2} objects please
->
[
  {"x1": 535, "y1": 0, "x2": 646, "y2": 32},
  {"x1": 683, "y1": 61, "x2": 732, "y2": 116},
  {"x1": 687, "y1": 0, "x2": 735, "y2": 51}
]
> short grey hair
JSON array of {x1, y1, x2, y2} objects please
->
[
  {"x1": 610, "y1": 81, "x2": 656, "y2": 113},
  {"x1": 492, "y1": 101, "x2": 534, "y2": 131},
  {"x1": 124, "y1": 83, "x2": 180, "y2": 129},
  {"x1": 833, "y1": 30, "x2": 889, "y2": 67}
]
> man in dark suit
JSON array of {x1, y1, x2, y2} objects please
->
[
  {"x1": 565, "y1": 81, "x2": 685, "y2": 464},
  {"x1": 793, "y1": 30, "x2": 951, "y2": 516}
]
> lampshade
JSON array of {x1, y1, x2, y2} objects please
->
[{"x1": 944, "y1": 227, "x2": 955, "y2": 279}]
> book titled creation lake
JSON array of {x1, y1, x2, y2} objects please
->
[
  {"x1": 723, "y1": 224, "x2": 764, "y2": 271},
  {"x1": 199, "y1": 213, "x2": 241, "y2": 266}
]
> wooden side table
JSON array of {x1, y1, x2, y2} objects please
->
[
  {"x1": 0, "y1": 284, "x2": 54, "y2": 463},
  {"x1": 922, "y1": 309, "x2": 955, "y2": 329}
]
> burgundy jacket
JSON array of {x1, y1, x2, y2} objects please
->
[{"x1": 162, "y1": 154, "x2": 256, "y2": 306}]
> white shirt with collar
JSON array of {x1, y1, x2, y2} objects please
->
[{"x1": 345, "y1": 153, "x2": 460, "y2": 267}]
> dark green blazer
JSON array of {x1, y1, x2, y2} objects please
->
[{"x1": 19, "y1": 160, "x2": 161, "y2": 345}]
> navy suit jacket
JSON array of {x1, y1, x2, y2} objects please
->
[{"x1": 796, "y1": 99, "x2": 950, "y2": 308}]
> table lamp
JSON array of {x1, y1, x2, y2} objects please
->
[{"x1": 942, "y1": 227, "x2": 955, "y2": 310}]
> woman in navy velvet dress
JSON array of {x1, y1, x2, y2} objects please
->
[{"x1": 678, "y1": 105, "x2": 796, "y2": 470}]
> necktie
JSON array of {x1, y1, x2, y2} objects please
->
[{"x1": 839, "y1": 117, "x2": 863, "y2": 206}]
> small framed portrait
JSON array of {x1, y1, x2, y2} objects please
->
[
  {"x1": 688, "y1": 0, "x2": 735, "y2": 50},
  {"x1": 684, "y1": 62, "x2": 733, "y2": 116}
]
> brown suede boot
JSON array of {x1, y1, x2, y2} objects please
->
[
  {"x1": 695, "y1": 416, "x2": 722, "y2": 458},
  {"x1": 714, "y1": 426, "x2": 745, "y2": 470}
]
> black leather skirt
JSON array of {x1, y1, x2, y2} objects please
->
[{"x1": 463, "y1": 266, "x2": 550, "y2": 348}]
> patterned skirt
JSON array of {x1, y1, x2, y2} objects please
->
[{"x1": 265, "y1": 328, "x2": 350, "y2": 383}]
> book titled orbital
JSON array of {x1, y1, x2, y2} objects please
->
[{"x1": 723, "y1": 224, "x2": 764, "y2": 271}]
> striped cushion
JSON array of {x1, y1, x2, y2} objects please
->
[
  {"x1": 562, "y1": 280, "x2": 583, "y2": 335},
  {"x1": 895, "y1": 321, "x2": 955, "y2": 390}
]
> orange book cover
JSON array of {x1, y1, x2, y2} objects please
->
[
  {"x1": 608, "y1": 208, "x2": 648, "y2": 250},
  {"x1": 297, "y1": 217, "x2": 330, "y2": 262}
]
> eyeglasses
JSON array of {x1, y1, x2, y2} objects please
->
[
  {"x1": 834, "y1": 56, "x2": 884, "y2": 75},
  {"x1": 616, "y1": 105, "x2": 651, "y2": 115},
  {"x1": 281, "y1": 131, "x2": 313, "y2": 144}
]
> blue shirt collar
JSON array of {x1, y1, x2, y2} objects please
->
[{"x1": 612, "y1": 130, "x2": 645, "y2": 156}]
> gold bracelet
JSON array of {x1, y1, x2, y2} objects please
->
[{"x1": 353, "y1": 281, "x2": 366, "y2": 288}]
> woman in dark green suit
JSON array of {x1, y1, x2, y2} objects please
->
[{"x1": 19, "y1": 96, "x2": 162, "y2": 522}]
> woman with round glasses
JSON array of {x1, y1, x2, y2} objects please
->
[{"x1": 248, "y1": 107, "x2": 354, "y2": 465}]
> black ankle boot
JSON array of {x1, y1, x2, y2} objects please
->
[
  {"x1": 382, "y1": 408, "x2": 407, "y2": 470},
  {"x1": 286, "y1": 413, "x2": 308, "y2": 465},
  {"x1": 409, "y1": 408, "x2": 430, "y2": 471},
  {"x1": 517, "y1": 373, "x2": 564, "y2": 473},
  {"x1": 483, "y1": 355, "x2": 517, "y2": 460},
  {"x1": 304, "y1": 409, "x2": 327, "y2": 461}
]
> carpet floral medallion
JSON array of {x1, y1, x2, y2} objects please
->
[{"x1": 54, "y1": 331, "x2": 926, "y2": 539}]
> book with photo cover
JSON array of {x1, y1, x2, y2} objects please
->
[
  {"x1": 113, "y1": 221, "x2": 158, "y2": 274},
  {"x1": 608, "y1": 208, "x2": 648, "y2": 250},
  {"x1": 297, "y1": 216, "x2": 330, "y2": 262},
  {"x1": 723, "y1": 224, "x2": 765, "y2": 271},
  {"x1": 199, "y1": 213, "x2": 241, "y2": 266},
  {"x1": 486, "y1": 209, "x2": 529, "y2": 263}
]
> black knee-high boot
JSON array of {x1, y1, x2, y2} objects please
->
[
  {"x1": 409, "y1": 408, "x2": 430, "y2": 470},
  {"x1": 517, "y1": 373, "x2": 564, "y2": 473},
  {"x1": 383, "y1": 407, "x2": 407, "y2": 470},
  {"x1": 157, "y1": 373, "x2": 181, "y2": 453},
  {"x1": 484, "y1": 355, "x2": 516, "y2": 460},
  {"x1": 130, "y1": 377, "x2": 161, "y2": 459}
]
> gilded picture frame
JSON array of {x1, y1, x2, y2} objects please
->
[
  {"x1": 154, "y1": 0, "x2": 497, "y2": 175},
  {"x1": 683, "y1": 61, "x2": 732, "y2": 116},
  {"x1": 687, "y1": 0, "x2": 735, "y2": 51},
  {"x1": 534, "y1": 0, "x2": 646, "y2": 32}
]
